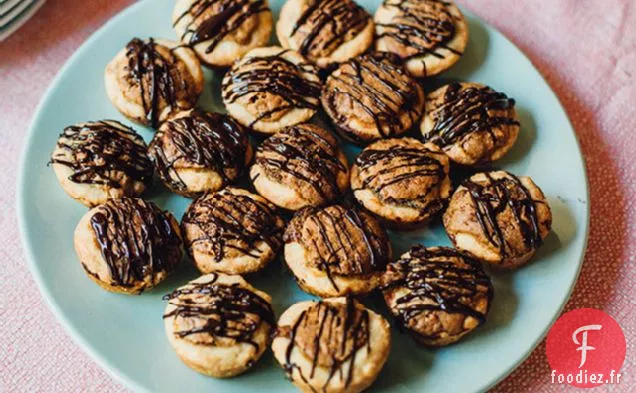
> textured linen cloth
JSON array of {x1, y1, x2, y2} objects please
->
[{"x1": 0, "y1": 0, "x2": 633, "y2": 391}]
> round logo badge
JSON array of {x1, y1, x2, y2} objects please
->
[{"x1": 546, "y1": 308, "x2": 626, "y2": 388}]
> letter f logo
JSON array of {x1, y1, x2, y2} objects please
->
[{"x1": 572, "y1": 325, "x2": 602, "y2": 368}]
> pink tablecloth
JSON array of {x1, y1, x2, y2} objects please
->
[{"x1": 0, "y1": 0, "x2": 633, "y2": 391}]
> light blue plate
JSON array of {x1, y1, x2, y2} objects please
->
[{"x1": 17, "y1": 1, "x2": 589, "y2": 392}]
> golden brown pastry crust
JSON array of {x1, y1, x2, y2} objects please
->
[
  {"x1": 276, "y1": 0, "x2": 375, "y2": 69},
  {"x1": 250, "y1": 124, "x2": 350, "y2": 211},
  {"x1": 181, "y1": 187, "x2": 285, "y2": 275},
  {"x1": 163, "y1": 273, "x2": 275, "y2": 377},
  {"x1": 104, "y1": 38, "x2": 204, "y2": 128},
  {"x1": 221, "y1": 46, "x2": 321, "y2": 134},
  {"x1": 74, "y1": 198, "x2": 183, "y2": 294},
  {"x1": 148, "y1": 110, "x2": 252, "y2": 198},
  {"x1": 50, "y1": 120, "x2": 153, "y2": 207},
  {"x1": 374, "y1": 0, "x2": 468, "y2": 77},
  {"x1": 443, "y1": 171, "x2": 552, "y2": 268},
  {"x1": 382, "y1": 245, "x2": 492, "y2": 346},
  {"x1": 284, "y1": 204, "x2": 392, "y2": 297},
  {"x1": 350, "y1": 138, "x2": 451, "y2": 228},
  {"x1": 321, "y1": 53, "x2": 425, "y2": 144},
  {"x1": 271, "y1": 297, "x2": 391, "y2": 393},
  {"x1": 421, "y1": 82, "x2": 520, "y2": 165},
  {"x1": 172, "y1": 0, "x2": 273, "y2": 68}
]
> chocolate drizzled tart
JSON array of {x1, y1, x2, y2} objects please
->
[
  {"x1": 105, "y1": 37, "x2": 204, "y2": 129},
  {"x1": 350, "y1": 138, "x2": 451, "y2": 229},
  {"x1": 276, "y1": 0, "x2": 375, "y2": 69},
  {"x1": 421, "y1": 82, "x2": 520, "y2": 165},
  {"x1": 221, "y1": 46, "x2": 321, "y2": 134},
  {"x1": 74, "y1": 198, "x2": 183, "y2": 294},
  {"x1": 444, "y1": 171, "x2": 552, "y2": 268},
  {"x1": 374, "y1": 0, "x2": 468, "y2": 78},
  {"x1": 148, "y1": 109, "x2": 252, "y2": 198},
  {"x1": 164, "y1": 273, "x2": 275, "y2": 377},
  {"x1": 272, "y1": 297, "x2": 391, "y2": 393},
  {"x1": 321, "y1": 52, "x2": 425, "y2": 144},
  {"x1": 182, "y1": 187, "x2": 285, "y2": 275},
  {"x1": 250, "y1": 124, "x2": 349, "y2": 211},
  {"x1": 50, "y1": 120, "x2": 153, "y2": 207},
  {"x1": 382, "y1": 245, "x2": 493, "y2": 346},
  {"x1": 284, "y1": 204, "x2": 392, "y2": 297},
  {"x1": 172, "y1": 0, "x2": 273, "y2": 68}
]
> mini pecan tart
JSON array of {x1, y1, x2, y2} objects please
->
[
  {"x1": 272, "y1": 297, "x2": 391, "y2": 393},
  {"x1": 350, "y1": 137, "x2": 452, "y2": 228},
  {"x1": 172, "y1": 0, "x2": 273, "y2": 68},
  {"x1": 284, "y1": 204, "x2": 392, "y2": 297},
  {"x1": 276, "y1": 0, "x2": 375, "y2": 69},
  {"x1": 74, "y1": 198, "x2": 183, "y2": 294},
  {"x1": 221, "y1": 46, "x2": 321, "y2": 134},
  {"x1": 321, "y1": 53, "x2": 425, "y2": 144},
  {"x1": 382, "y1": 245, "x2": 493, "y2": 346},
  {"x1": 148, "y1": 110, "x2": 251, "y2": 197},
  {"x1": 163, "y1": 273, "x2": 275, "y2": 377},
  {"x1": 105, "y1": 37, "x2": 204, "y2": 128},
  {"x1": 181, "y1": 187, "x2": 285, "y2": 275},
  {"x1": 444, "y1": 171, "x2": 552, "y2": 268},
  {"x1": 375, "y1": 0, "x2": 468, "y2": 77},
  {"x1": 421, "y1": 82, "x2": 520, "y2": 165},
  {"x1": 50, "y1": 120, "x2": 153, "y2": 207},
  {"x1": 250, "y1": 124, "x2": 349, "y2": 211}
]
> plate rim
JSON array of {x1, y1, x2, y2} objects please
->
[
  {"x1": 16, "y1": 0, "x2": 591, "y2": 392},
  {"x1": 0, "y1": 0, "x2": 46, "y2": 41}
]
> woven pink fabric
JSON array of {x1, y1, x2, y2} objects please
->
[{"x1": 0, "y1": 0, "x2": 633, "y2": 391}]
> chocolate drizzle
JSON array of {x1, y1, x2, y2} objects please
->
[
  {"x1": 125, "y1": 38, "x2": 193, "y2": 128},
  {"x1": 279, "y1": 297, "x2": 371, "y2": 390},
  {"x1": 425, "y1": 82, "x2": 520, "y2": 148},
  {"x1": 89, "y1": 198, "x2": 182, "y2": 287},
  {"x1": 149, "y1": 110, "x2": 248, "y2": 195},
  {"x1": 376, "y1": 0, "x2": 462, "y2": 62},
  {"x1": 286, "y1": 205, "x2": 390, "y2": 291},
  {"x1": 254, "y1": 125, "x2": 347, "y2": 204},
  {"x1": 354, "y1": 140, "x2": 448, "y2": 214},
  {"x1": 163, "y1": 273, "x2": 274, "y2": 348},
  {"x1": 174, "y1": 0, "x2": 270, "y2": 55},
  {"x1": 290, "y1": 0, "x2": 371, "y2": 59},
  {"x1": 182, "y1": 189, "x2": 284, "y2": 261},
  {"x1": 50, "y1": 120, "x2": 152, "y2": 189},
  {"x1": 222, "y1": 49, "x2": 321, "y2": 126},
  {"x1": 323, "y1": 53, "x2": 423, "y2": 140},
  {"x1": 383, "y1": 246, "x2": 492, "y2": 339},
  {"x1": 462, "y1": 172, "x2": 544, "y2": 257}
]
